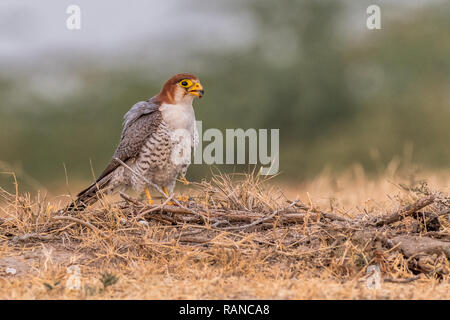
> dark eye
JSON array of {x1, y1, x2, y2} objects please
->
[{"x1": 179, "y1": 79, "x2": 192, "y2": 87}]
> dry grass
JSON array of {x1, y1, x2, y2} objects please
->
[{"x1": 0, "y1": 166, "x2": 449, "y2": 299}]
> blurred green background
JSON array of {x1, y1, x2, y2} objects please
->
[{"x1": 0, "y1": 0, "x2": 449, "y2": 193}]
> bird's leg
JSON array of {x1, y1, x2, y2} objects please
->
[
  {"x1": 178, "y1": 176, "x2": 190, "y2": 201},
  {"x1": 177, "y1": 176, "x2": 191, "y2": 201},
  {"x1": 145, "y1": 188, "x2": 154, "y2": 205}
]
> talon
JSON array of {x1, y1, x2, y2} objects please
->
[
  {"x1": 179, "y1": 176, "x2": 190, "y2": 185},
  {"x1": 166, "y1": 196, "x2": 189, "y2": 206}
]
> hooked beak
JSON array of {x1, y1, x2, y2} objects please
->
[{"x1": 188, "y1": 82, "x2": 204, "y2": 98}]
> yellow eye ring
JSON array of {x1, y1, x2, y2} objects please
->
[{"x1": 179, "y1": 79, "x2": 193, "y2": 88}]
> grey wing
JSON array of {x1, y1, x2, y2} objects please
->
[
  {"x1": 122, "y1": 96, "x2": 160, "y2": 136},
  {"x1": 94, "y1": 99, "x2": 161, "y2": 182}
]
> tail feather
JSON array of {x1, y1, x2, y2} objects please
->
[{"x1": 66, "y1": 175, "x2": 112, "y2": 211}]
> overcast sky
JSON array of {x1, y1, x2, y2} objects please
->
[
  {"x1": 0, "y1": 0, "x2": 255, "y2": 67},
  {"x1": 0, "y1": 0, "x2": 442, "y2": 68}
]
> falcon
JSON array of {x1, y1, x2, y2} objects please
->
[{"x1": 69, "y1": 73, "x2": 204, "y2": 209}]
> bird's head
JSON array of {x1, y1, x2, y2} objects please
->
[{"x1": 158, "y1": 73, "x2": 204, "y2": 105}]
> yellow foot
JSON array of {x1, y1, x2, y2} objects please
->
[
  {"x1": 145, "y1": 188, "x2": 154, "y2": 205},
  {"x1": 178, "y1": 176, "x2": 190, "y2": 185},
  {"x1": 161, "y1": 186, "x2": 189, "y2": 205},
  {"x1": 177, "y1": 195, "x2": 189, "y2": 202},
  {"x1": 165, "y1": 195, "x2": 190, "y2": 206}
]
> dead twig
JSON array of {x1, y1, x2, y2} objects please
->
[
  {"x1": 135, "y1": 194, "x2": 174, "y2": 219},
  {"x1": 384, "y1": 275, "x2": 421, "y2": 284},
  {"x1": 119, "y1": 192, "x2": 141, "y2": 206},
  {"x1": 53, "y1": 215, "x2": 104, "y2": 236},
  {"x1": 221, "y1": 200, "x2": 299, "y2": 231},
  {"x1": 11, "y1": 232, "x2": 55, "y2": 243},
  {"x1": 375, "y1": 195, "x2": 436, "y2": 227},
  {"x1": 139, "y1": 204, "x2": 199, "y2": 216},
  {"x1": 287, "y1": 200, "x2": 350, "y2": 222}
]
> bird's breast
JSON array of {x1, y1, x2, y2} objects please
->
[{"x1": 159, "y1": 102, "x2": 196, "y2": 132}]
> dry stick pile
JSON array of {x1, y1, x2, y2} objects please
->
[
  {"x1": 114, "y1": 177, "x2": 449, "y2": 279},
  {"x1": 1, "y1": 174, "x2": 449, "y2": 281}
]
